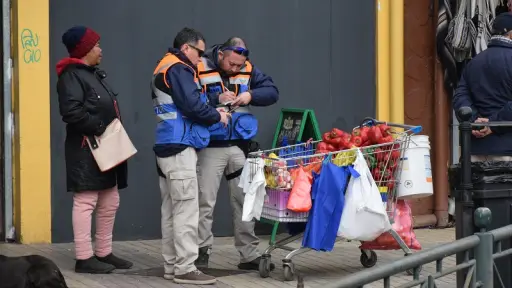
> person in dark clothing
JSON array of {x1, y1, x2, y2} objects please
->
[
  {"x1": 453, "y1": 12, "x2": 512, "y2": 161},
  {"x1": 152, "y1": 28, "x2": 228, "y2": 285},
  {"x1": 195, "y1": 37, "x2": 279, "y2": 271},
  {"x1": 56, "y1": 26, "x2": 132, "y2": 274}
]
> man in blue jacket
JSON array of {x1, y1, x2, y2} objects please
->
[
  {"x1": 195, "y1": 37, "x2": 279, "y2": 270},
  {"x1": 152, "y1": 27, "x2": 229, "y2": 285},
  {"x1": 453, "y1": 12, "x2": 512, "y2": 161}
]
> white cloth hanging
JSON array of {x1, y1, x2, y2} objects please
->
[
  {"x1": 475, "y1": 0, "x2": 488, "y2": 53},
  {"x1": 239, "y1": 158, "x2": 267, "y2": 222},
  {"x1": 475, "y1": 0, "x2": 501, "y2": 54}
]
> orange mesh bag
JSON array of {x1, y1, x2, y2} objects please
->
[{"x1": 286, "y1": 167, "x2": 313, "y2": 212}]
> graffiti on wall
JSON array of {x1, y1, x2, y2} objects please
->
[{"x1": 21, "y1": 29, "x2": 41, "y2": 64}]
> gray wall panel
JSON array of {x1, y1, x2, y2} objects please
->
[
  {"x1": 50, "y1": 0, "x2": 375, "y2": 242},
  {"x1": 330, "y1": 0, "x2": 376, "y2": 129}
]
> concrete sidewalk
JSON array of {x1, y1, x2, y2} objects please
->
[{"x1": 0, "y1": 228, "x2": 456, "y2": 288}]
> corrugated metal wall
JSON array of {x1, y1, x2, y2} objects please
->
[{"x1": 50, "y1": 0, "x2": 376, "y2": 242}]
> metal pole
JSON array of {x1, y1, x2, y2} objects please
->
[
  {"x1": 451, "y1": 110, "x2": 460, "y2": 165},
  {"x1": 2, "y1": 0, "x2": 13, "y2": 242},
  {"x1": 474, "y1": 207, "x2": 493, "y2": 287},
  {"x1": 455, "y1": 106, "x2": 474, "y2": 287}
]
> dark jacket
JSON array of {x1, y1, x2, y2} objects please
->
[
  {"x1": 153, "y1": 48, "x2": 220, "y2": 158},
  {"x1": 203, "y1": 45, "x2": 279, "y2": 107},
  {"x1": 56, "y1": 58, "x2": 128, "y2": 192},
  {"x1": 453, "y1": 38, "x2": 512, "y2": 155}
]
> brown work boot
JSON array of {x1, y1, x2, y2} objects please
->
[{"x1": 173, "y1": 269, "x2": 216, "y2": 285}]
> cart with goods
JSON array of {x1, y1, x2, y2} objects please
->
[{"x1": 246, "y1": 118, "x2": 424, "y2": 281}]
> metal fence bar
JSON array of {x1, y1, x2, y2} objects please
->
[
  {"x1": 324, "y1": 236, "x2": 480, "y2": 288},
  {"x1": 463, "y1": 264, "x2": 476, "y2": 288},
  {"x1": 492, "y1": 249, "x2": 512, "y2": 260},
  {"x1": 456, "y1": 107, "x2": 476, "y2": 287},
  {"x1": 395, "y1": 260, "x2": 476, "y2": 288},
  {"x1": 488, "y1": 225, "x2": 512, "y2": 241},
  {"x1": 474, "y1": 232, "x2": 493, "y2": 287},
  {"x1": 492, "y1": 262, "x2": 506, "y2": 288},
  {"x1": 488, "y1": 224, "x2": 512, "y2": 288},
  {"x1": 426, "y1": 275, "x2": 435, "y2": 288},
  {"x1": 324, "y1": 206, "x2": 512, "y2": 287}
]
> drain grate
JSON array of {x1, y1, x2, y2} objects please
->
[{"x1": 116, "y1": 266, "x2": 251, "y2": 278}]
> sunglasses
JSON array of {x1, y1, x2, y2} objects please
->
[
  {"x1": 221, "y1": 46, "x2": 250, "y2": 57},
  {"x1": 188, "y1": 44, "x2": 205, "y2": 57}
]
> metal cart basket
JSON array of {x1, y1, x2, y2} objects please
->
[{"x1": 247, "y1": 119, "x2": 424, "y2": 281}]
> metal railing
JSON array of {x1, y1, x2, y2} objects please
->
[
  {"x1": 324, "y1": 207, "x2": 512, "y2": 288},
  {"x1": 452, "y1": 107, "x2": 512, "y2": 286},
  {"x1": 488, "y1": 225, "x2": 512, "y2": 287}
]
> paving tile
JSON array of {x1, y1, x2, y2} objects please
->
[{"x1": 0, "y1": 227, "x2": 457, "y2": 287}]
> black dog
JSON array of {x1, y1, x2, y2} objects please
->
[{"x1": 0, "y1": 255, "x2": 68, "y2": 288}]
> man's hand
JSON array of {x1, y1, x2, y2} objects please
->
[
  {"x1": 219, "y1": 111, "x2": 231, "y2": 127},
  {"x1": 219, "y1": 91, "x2": 236, "y2": 104},
  {"x1": 231, "y1": 91, "x2": 252, "y2": 107},
  {"x1": 472, "y1": 118, "x2": 492, "y2": 138}
]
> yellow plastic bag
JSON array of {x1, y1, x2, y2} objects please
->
[{"x1": 332, "y1": 149, "x2": 357, "y2": 167}]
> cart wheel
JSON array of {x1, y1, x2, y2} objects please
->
[
  {"x1": 259, "y1": 254, "x2": 272, "y2": 278},
  {"x1": 283, "y1": 264, "x2": 295, "y2": 281},
  {"x1": 360, "y1": 250, "x2": 378, "y2": 268}
]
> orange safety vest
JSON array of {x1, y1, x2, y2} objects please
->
[
  {"x1": 151, "y1": 53, "x2": 210, "y2": 148},
  {"x1": 196, "y1": 57, "x2": 258, "y2": 141},
  {"x1": 197, "y1": 58, "x2": 253, "y2": 100}
]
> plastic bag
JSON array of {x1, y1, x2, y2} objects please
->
[
  {"x1": 302, "y1": 158, "x2": 352, "y2": 251},
  {"x1": 303, "y1": 160, "x2": 323, "y2": 176},
  {"x1": 332, "y1": 149, "x2": 357, "y2": 167},
  {"x1": 359, "y1": 200, "x2": 421, "y2": 250},
  {"x1": 287, "y1": 167, "x2": 313, "y2": 212},
  {"x1": 239, "y1": 158, "x2": 267, "y2": 222},
  {"x1": 338, "y1": 149, "x2": 392, "y2": 241}
]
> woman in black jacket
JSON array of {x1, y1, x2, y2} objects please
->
[{"x1": 56, "y1": 26, "x2": 132, "y2": 274}]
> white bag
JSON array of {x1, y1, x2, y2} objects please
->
[
  {"x1": 338, "y1": 149, "x2": 392, "y2": 241},
  {"x1": 86, "y1": 118, "x2": 137, "y2": 172},
  {"x1": 239, "y1": 158, "x2": 267, "y2": 222}
]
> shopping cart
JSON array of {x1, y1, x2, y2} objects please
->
[{"x1": 247, "y1": 119, "x2": 423, "y2": 281}]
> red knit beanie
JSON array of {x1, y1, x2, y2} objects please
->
[{"x1": 62, "y1": 26, "x2": 100, "y2": 59}]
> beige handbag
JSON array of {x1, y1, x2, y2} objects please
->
[{"x1": 86, "y1": 118, "x2": 137, "y2": 172}]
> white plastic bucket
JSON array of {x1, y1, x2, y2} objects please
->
[{"x1": 397, "y1": 135, "x2": 434, "y2": 199}]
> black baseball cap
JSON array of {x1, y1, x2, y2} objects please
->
[{"x1": 492, "y1": 12, "x2": 512, "y2": 35}]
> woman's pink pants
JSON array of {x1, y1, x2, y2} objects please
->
[{"x1": 72, "y1": 186, "x2": 120, "y2": 260}]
